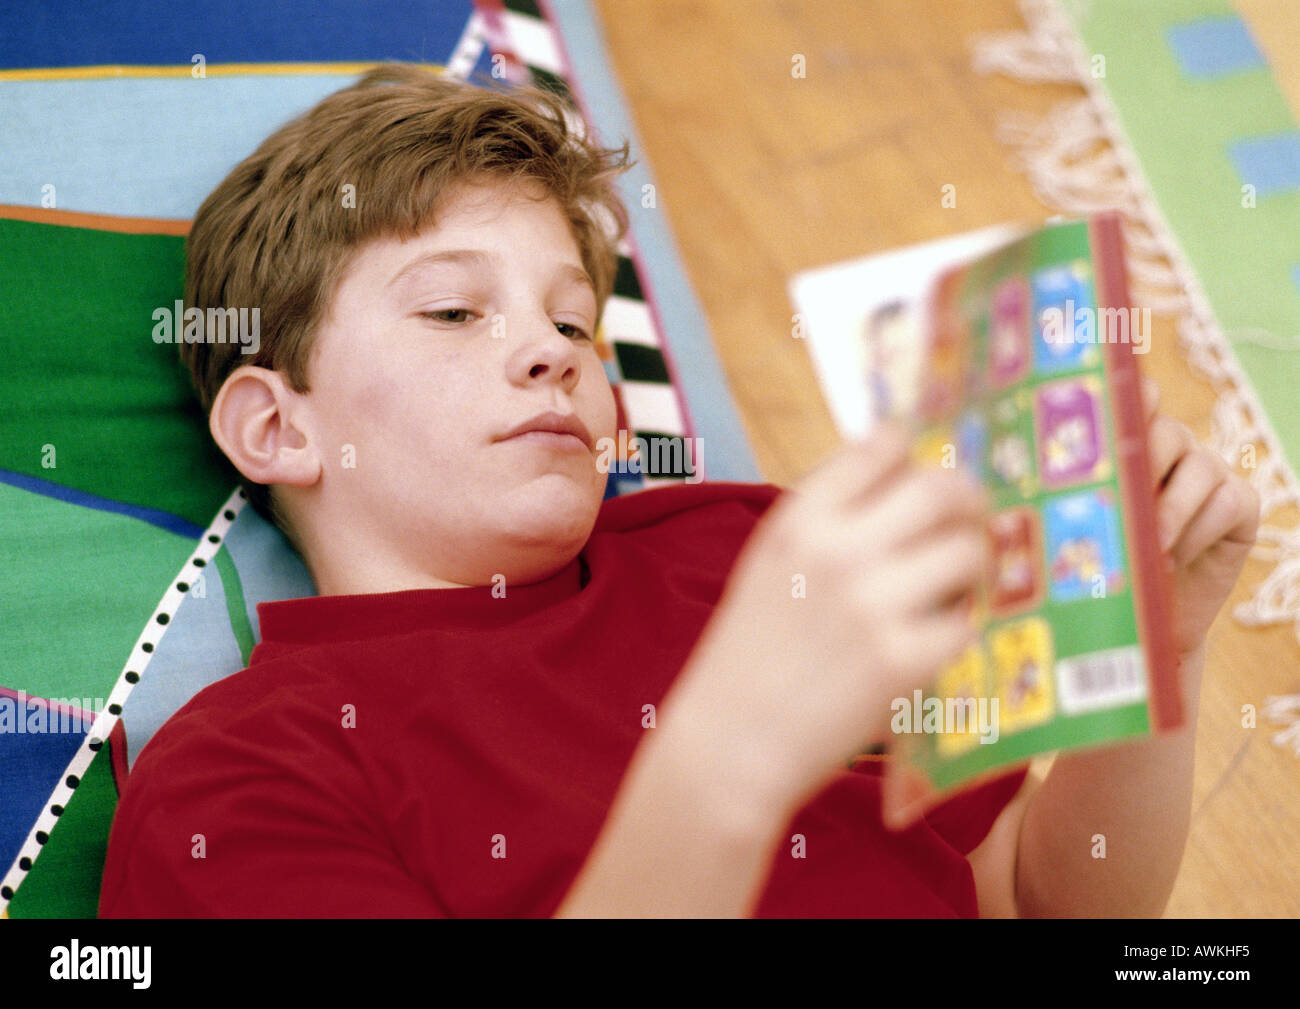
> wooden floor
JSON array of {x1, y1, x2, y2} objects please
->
[{"x1": 592, "y1": 0, "x2": 1300, "y2": 917}]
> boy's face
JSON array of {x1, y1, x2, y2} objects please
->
[{"x1": 298, "y1": 175, "x2": 618, "y2": 590}]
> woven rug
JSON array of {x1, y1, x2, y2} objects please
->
[
  {"x1": 973, "y1": 0, "x2": 1300, "y2": 755},
  {"x1": 0, "y1": 0, "x2": 756, "y2": 917}
]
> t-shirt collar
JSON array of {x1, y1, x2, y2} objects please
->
[{"x1": 254, "y1": 554, "x2": 585, "y2": 648}]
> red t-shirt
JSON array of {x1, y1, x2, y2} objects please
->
[{"x1": 98, "y1": 481, "x2": 1027, "y2": 918}]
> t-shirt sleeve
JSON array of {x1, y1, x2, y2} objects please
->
[
  {"x1": 920, "y1": 764, "x2": 1031, "y2": 856},
  {"x1": 98, "y1": 688, "x2": 446, "y2": 919},
  {"x1": 848, "y1": 755, "x2": 1030, "y2": 857}
]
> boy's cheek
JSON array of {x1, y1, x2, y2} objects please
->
[{"x1": 590, "y1": 381, "x2": 620, "y2": 447}]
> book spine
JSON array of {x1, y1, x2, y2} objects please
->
[{"x1": 1090, "y1": 212, "x2": 1184, "y2": 732}]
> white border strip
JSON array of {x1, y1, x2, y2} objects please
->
[
  {"x1": 504, "y1": 9, "x2": 564, "y2": 76},
  {"x1": 0, "y1": 488, "x2": 247, "y2": 914},
  {"x1": 445, "y1": 11, "x2": 488, "y2": 81}
]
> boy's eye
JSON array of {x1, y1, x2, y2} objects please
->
[
  {"x1": 421, "y1": 309, "x2": 476, "y2": 324},
  {"x1": 556, "y1": 322, "x2": 592, "y2": 342},
  {"x1": 420, "y1": 310, "x2": 590, "y2": 342}
]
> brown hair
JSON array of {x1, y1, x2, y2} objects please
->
[{"x1": 179, "y1": 62, "x2": 634, "y2": 532}]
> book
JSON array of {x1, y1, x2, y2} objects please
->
[{"x1": 789, "y1": 213, "x2": 1182, "y2": 826}]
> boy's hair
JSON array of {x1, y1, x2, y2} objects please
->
[{"x1": 179, "y1": 63, "x2": 634, "y2": 535}]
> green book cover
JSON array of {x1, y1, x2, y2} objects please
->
[{"x1": 866, "y1": 214, "x2": 1182, "y2": 823}]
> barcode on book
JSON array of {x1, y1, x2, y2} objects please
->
[{"x1": 1056, "y1": 645, "x2": 1147, "y2": 715}]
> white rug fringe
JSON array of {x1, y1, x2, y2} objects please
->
[
  {"x1": 1264, "y1": 695, "x2": 1300, "y2": 755},
  {"x1": 973, "y1": 0, "x2": 1300, "y2": 747}
]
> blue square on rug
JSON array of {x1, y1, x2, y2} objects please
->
[
  {"x1": 1166, "y1": 16, "x2": 1266, "y2": 79},
  {"x1": 1228, "y1": 132, "x2": 1300, "y2": 197}
]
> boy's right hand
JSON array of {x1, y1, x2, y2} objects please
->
[{"x1": 662, "y1": 421, "x2": 991, "y2": 819}]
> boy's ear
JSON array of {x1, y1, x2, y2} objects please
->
[{"x1": 209, "y1": 366, "x2": 321, "y2": 490}]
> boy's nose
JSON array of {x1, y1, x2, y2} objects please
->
[
  {"x1": 527, "y1": 356, "x2": 579, "y2": 387},
  {"x1": 511, "y1": 323, "x2": 582, "y2": 391}
]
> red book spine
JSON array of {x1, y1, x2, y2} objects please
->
[{"x1": 1090, "y1": 212, "x2": 1184, "y2": 732}]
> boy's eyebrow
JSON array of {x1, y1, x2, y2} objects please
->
[{"x1": 387, "y1": 248, "x2": 595, "y2": 293}]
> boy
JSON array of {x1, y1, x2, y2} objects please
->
[{"x1": 99, "y1": 64, "x2": 1259, "y2": 918}]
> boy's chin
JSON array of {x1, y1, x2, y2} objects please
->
[{"x1": 493, "y1": 472, "x2": 604, "y2": 546}]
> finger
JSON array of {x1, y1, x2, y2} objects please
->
[
  {"x1": 796, "y1": 420, "x2": 913, "y2": 515},
  {"x1": 873, "y1": 607, "x2": 979, "y2": 690},
  {"x1": 1171, "y1": 475, "x2": 1258, "y2": 566},
  {"x1": 881, "y1": 527, "x2": 989, "y2": 617},
  {"x1": 903, "y1": 609, "x2": 982, "y2": 678},
  {"x1": 1158, "y1": 448, "x2": 1229, "y2": 554},
  {"x1": 864, "y1": 465, "x2": 989, "y2": 554},
  {"x1": 1147, "y1": 414, "x2": 1197, "y2": 489}
]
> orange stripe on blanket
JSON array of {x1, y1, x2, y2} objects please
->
[
  {"x1": 0, "y1": 61, "x2": 416, "y2": 81},
  {"x1": 0, "y1": 204, "x2": 189, "y2": 236}
]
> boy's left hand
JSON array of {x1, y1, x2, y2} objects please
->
[{"x1": 1143, "y1": 376, "x2": 1261, "y2": 658}]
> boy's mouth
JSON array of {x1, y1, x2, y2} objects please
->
[{"x1": 497, "y1": 411, "x2": 593, "y2": 450}]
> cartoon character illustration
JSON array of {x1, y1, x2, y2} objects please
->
[
  {"x1": 863, "y1": 299, "x2": 924, "y2": 420},
  {"x1": 1010, "y1": 656, "x2": 1042, "y2": 708},
  {"x1": 918, "y1": 268, "x2": 971, "y2": 421},
  {"x1": 1031, "y1": 259, "x2": 1098, "y2": 373},
  {"x1": 996, "y1": 544, "x2": 1035, "y2": 596},
  {"x1": 987, "y1": 391, "x2": 1037, "y2": 497},
  {"x1": 1043, "y1": 490, "x2": 1126, "y2": 602},
  {"x1": 988, "y1": 507, "x2": 1043, "y2": 614},
  {"x1": 992, "y1": 433, "x2": 1032, "y2": 486},
  {"x1": 956, "y1": 411, "x2": 987, "y2": 482},
  {"x1": 913, "y1": 426, "x2": 955, "y2": 468},
  {"x1": 1043, "y1": 415, "x2": 1093, "y2": 478},
  {"x1": 1035, "y1": 377, "x2": 1109, "y2": 489},
  {"x1": 936, "y1": 644, "x2": 988, "y2": 757},
  {"x1": 988, "y1": 276, "x2": 1030, "y2": 387},
  {"x1": 1052, "y1": 536, "x2": 1103, "y2": 587},
  {"x1": 991, "y1": 617, "x2": 1055, "y2": 732}
]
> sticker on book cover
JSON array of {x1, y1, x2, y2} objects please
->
[
  {"x1": 862, "y1": 299, "x2": 924, "y2": 420},
  {"x1": 987, "y1": 506, "x2": 1044, "y2": 616},
  {"x1": 987, "y1": 391, "x2": 1036, "y2": 499},
  {"x1": 988, "y1": 275, "x2": 1031, "y2": 388},
  {"x1": 990, "y1": 617, "x2": 1055, "y2": 733},
  {"x1": 918, "y1": 270, "x2": 970, "y2": 421},
  {"x1": 1032, "y1": 260, "x2": 1099, "y2": 374},
  {"x1": 955, "y1": 410, "x2": 988, "y2": 482},
  {"x1": 1056, "y1": 645, "x2": 1147, "y2": 715},
  {"x1": 1043, "y1": 488, "x2": 1126, "y2": 602},
  {"x1": 1034, "y1": 376, "x2": 1111, "y2": 489},
  {"x1": 935, "y1": 644, "x2": 990, "y2": 757},
  {"x1": 913, "y1": 424, "x2": 956, "y2": 469}
]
